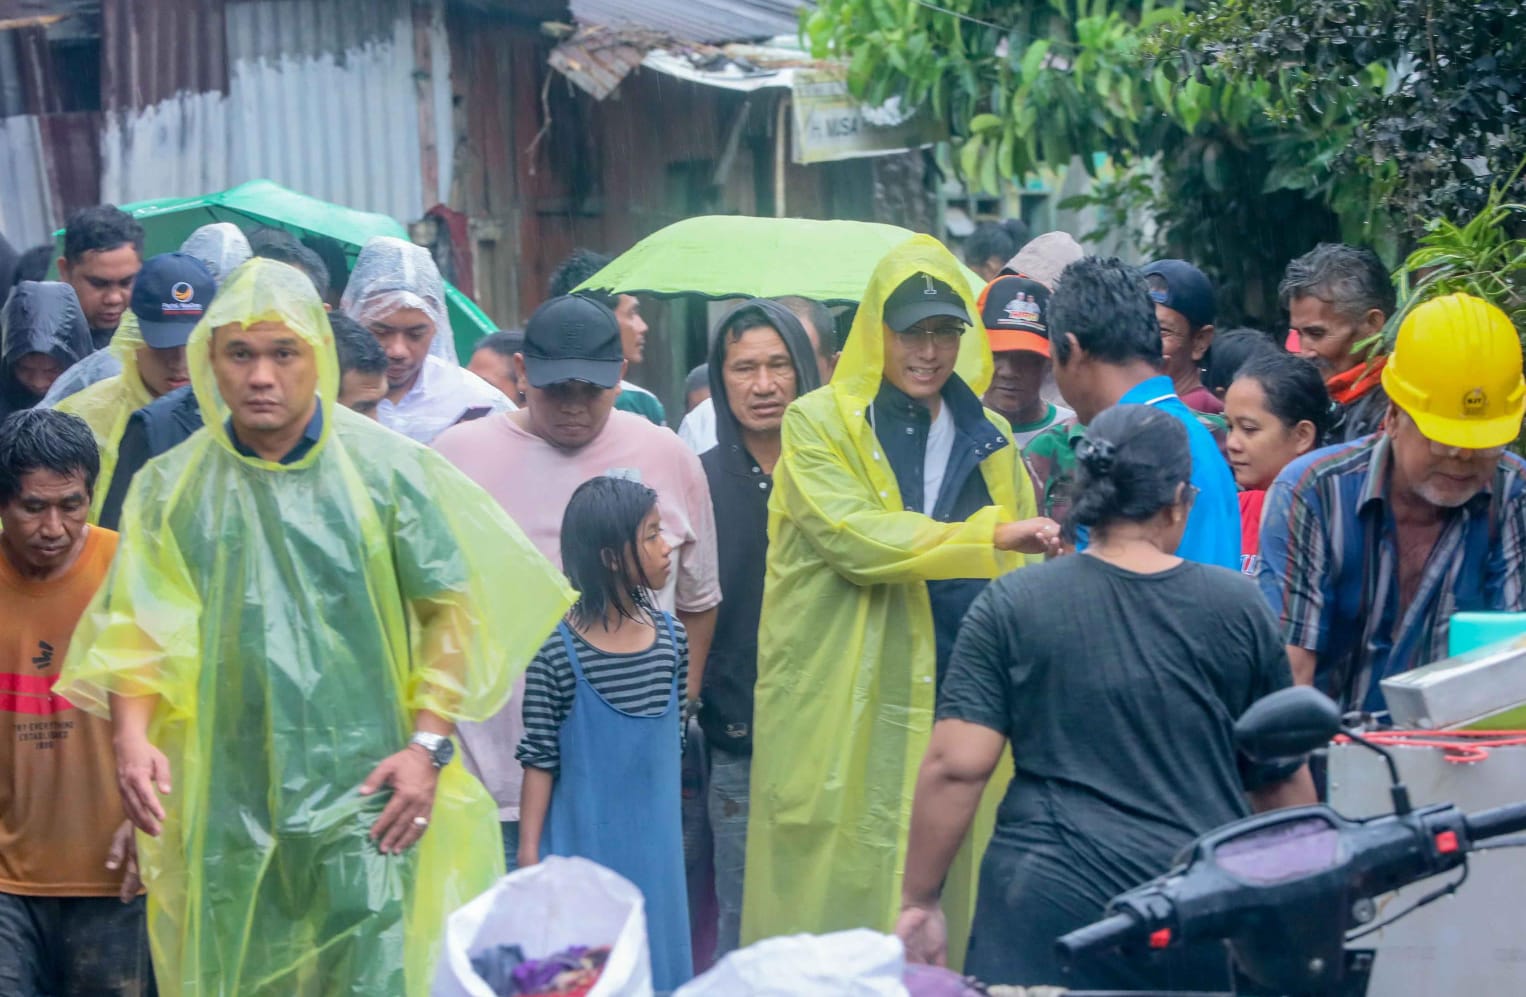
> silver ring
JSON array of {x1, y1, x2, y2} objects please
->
[{"x1": 412, "y1": 815, "x2": 429, "y2": 827}]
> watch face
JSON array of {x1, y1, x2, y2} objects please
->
[{"x1": 434, "y1": 738, "x2": 455, "y2": 767}]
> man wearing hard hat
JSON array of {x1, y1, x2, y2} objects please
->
[{"x1": 1258, "y1": 293, "x2": 1526, "y2": 714}]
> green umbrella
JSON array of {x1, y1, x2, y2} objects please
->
[
  {"x1": 70, "y1": 180, "x2": 493, "y2": 359},
  {"x1": 573, "y1": 215, "x2": 986, "y2": 303}
]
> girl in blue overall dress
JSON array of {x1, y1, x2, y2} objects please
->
[{"x1": 516, "y1": 476, "x2": 693, "y2": 991}]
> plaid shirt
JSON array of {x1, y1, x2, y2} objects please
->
[{"x1": 1257, "y1": 434, "x2": 1526, "y2": 715}]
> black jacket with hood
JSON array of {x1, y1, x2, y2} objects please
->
[
  {"x1": 0, "y1": 281, "x2": 92, "y2": 417},
  {"x1": 698, "y1": 299, "x2": 822, "y2": 756}
]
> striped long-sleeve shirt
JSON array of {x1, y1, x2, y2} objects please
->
[
  {"x1": 1257, "y1": 434, "x2": 1526, "y2": 714},
  {"x1": 516, "y1": 614, "x2": 688, "y2": 772}
]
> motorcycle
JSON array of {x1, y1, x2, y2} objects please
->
[{"x1": 1053, "y1": 685, "x2": 1526, "y2": 996}]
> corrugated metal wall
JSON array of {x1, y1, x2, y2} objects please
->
[
  {"x1": 99, "y1": 0, "x2": 452, "y2": 223},
  {"x1": 0, "y1": 114, "x2": 57, "y2": 246}
]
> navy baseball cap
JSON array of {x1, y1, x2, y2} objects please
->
[
  {"x1": 1141, "y1": 259, "x2": 1215, "y2": 330},
  {"x1": 522, "y1": 294, "x2": 624, "y2": 389},
  {"x1": 882, "y1": 271, "x2": 971, "y2": 333},
  {"x1": 130, "y1": 252, "x2": 216, "y2": 349}
]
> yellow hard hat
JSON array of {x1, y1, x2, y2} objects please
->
[{"x1": 1381, "y1": 293, "x2": 1525, "y2": 449}]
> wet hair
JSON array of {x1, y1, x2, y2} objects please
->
[
  {"x1": 1232, "y1": 351, "x2": 1334, "y2": 447},
  {"x1": 1204, "y1": 327, "x2": 1279, "y2": 396},
  {"x1": 62, "y1": 205, "x2": 144, "y2": 262},
  {"x1": 965, "y1": 219, "x2": 1030, "y2": 267},
  {"x1": 1068, "y1": 404, "x2": 1192, "y2": 533},
  {"x1": 1278, "y1": 243, "x2": 1395, "y2": 322},
  {"x1": 0, "y1": 409, "x2": 100, "y2": 504},
  {"x1": 473, "y1": 329, "x2": 524, "y2": 359},
  {"x1": 561, "y1": 476, "x2": 660, "y2": 629},
  {"x1": 1048, "y1": 257, "x2": 1161, "y2": 367},
  {"x1": 773, "y1": 295, "x2": 835, "y2": 360},
  {"x1": 12, "y1": 244, "x2": 53, "y2": 288},
  {"x1": 250, "y1": 228, "x2": 331, "y2": 300},
  {"x1": 548, "y1": 249, "x2": 617, "y2": 311},
  {"x1": 331, "y1": 313, "x2": 387, "y2": 377},
  {"x1": 300, "y1": 234, "x2": 351, "y2": 302},
  {"x1": 833, "y1": 304, "x2": 858, "y2": 351},
  {"x1": 685, "y1": 363, "x2": 709, "y2": 395}
]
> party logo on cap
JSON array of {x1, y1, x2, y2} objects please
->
[
  {"x1": 1002, "y1": 293, "x2": 1042, "y2": 328},
  {"x1": 163, "y1": 280, "x2": 204, "y2": 317},
  {"x1": 1463, "y1": 387, "x2": 1487, "y2": 415}
]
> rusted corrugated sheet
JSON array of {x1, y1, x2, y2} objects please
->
[
  {"x1": 547, "y1": 25, "x2": 649, "y2": 100},
  {"x1": 569, "y1": 0, "x2": 805, "y2": 43},
  {"x1": 99, "y1": 0, "x2": 453, "y2": 224},
  {"x1": 100, "y1": 0, "x2": 227, "y2": 112}
]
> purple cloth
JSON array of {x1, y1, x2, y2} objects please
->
[
  {"x1": 512, "y1": 946, "x2": 590, "y2": 993},
  {"x1": 903, "y1": 963, "x2": 987, "y2": 995}
]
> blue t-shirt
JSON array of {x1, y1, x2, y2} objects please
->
[{"x1": 1076, "y1": 377, "x2": 1240, "y2": 571}]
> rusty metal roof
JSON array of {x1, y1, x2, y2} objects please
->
[{"x1": 568, "y1": 0, "x2": 806, "y2": 44}]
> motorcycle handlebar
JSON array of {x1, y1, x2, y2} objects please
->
[
  {"x1": 1466, "y1": 802, "x2": 1526, "y2": 842},
  {"x1": 1054, "y1": 912, "x2": 1142, "y2": 961}
]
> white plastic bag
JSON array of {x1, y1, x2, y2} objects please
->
[
  {"x1": 433, "y1": 855, "x2": 653, "y2": 997},
  {"x1": 674, "y1": 929, "x2": 908, "y2": 997}
]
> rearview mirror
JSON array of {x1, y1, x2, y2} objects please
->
[{"x1": 1235, "y1": 686, "x2": 1342, "y2": 763}]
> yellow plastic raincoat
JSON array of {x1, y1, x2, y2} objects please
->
[
  {"x1": 742, "y1": 236, "x2": 1036, "y2": 962},
  {"x1": 55, "y1": 311, "x2": 153, "y2": 522},
  {"x1": 56, "y1": 259, "x2": 575, "y2": 996}
]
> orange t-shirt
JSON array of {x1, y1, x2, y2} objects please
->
[{"x1": 0, "y1": 526, "x2": 123, "y2": 896}]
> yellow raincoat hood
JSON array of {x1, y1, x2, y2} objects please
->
[
  {"x1": 55, "y1": 309, "x2": 154, "y2": 521},
  {"x1": 742, "y1": 236, "x2": 1035, "y2": 960},
  {"x1": 57, "y1": 259, "x2": 575, "y2": 996}
]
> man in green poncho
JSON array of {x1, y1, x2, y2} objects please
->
[{"x1": 56, "y1": 259, "x2": 574, "y2": 996}]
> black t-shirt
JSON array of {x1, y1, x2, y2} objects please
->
[{"x1": 939, "y1": 554, "x2": 1294, "y2": 879}]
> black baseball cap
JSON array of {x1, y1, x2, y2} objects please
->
[
  {"x1": 882, "y1": 271, "x2": 971, "y2": 333},
  {"x1": 1141, "y1": 259, "x2": 1215, "y2": 329},
  {"x1": 522, "y1": 294, "x2": 624, "y2": 388},
  {"x1": 977, "y1": 275, "x2": 1051, "y2": 354},
  {"x1": 130, "y1": 252, "x2": 216, "y2": 349}
]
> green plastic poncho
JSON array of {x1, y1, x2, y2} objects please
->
[
  {"x1": 55, "y1": 310, "x2": 153, "y2": 522},
  {"x1": 56, "y1": 259, "x2": 575, "y2": 996},
  {"x1": 742, "y1": 236, "x2": 1036, "y2": 962}
]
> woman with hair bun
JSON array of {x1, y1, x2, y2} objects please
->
[
  {"x1": 895, "y1": 403, "x2": 1315, "y2": 990},
  {"x1": 1226, "y1": 352, "x2": 1333, "y2": 575}
]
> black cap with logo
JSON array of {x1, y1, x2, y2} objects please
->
[
  {"x1": 882, "y1": 271, "x2": 971, "y2": 334},
  {"x1": 522, "y1": 294, "x2": 624, "y2": 388},
  {"x1": 130, "y1": 252, "x2": 216, "y2": 349}
]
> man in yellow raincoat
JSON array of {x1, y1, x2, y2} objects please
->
[
  {"x1": 54, "y1": 252, "x2": 214, "y2": 522},
  {"x1": 742, "y1": 237, "x2": 1058, "y2": 956},
  {"x1": 56, "y1": 259, "x2": 574, "y2": 996}
]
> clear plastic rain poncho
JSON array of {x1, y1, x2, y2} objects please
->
[
  {"x1": 179, "y1": 222, "x2": 252, "y2": 282},
  {"x1": 341, "y1": 236, "x2": 512, "y2": 443},
  {"x1": 55, "y1": 259, "x2": 575, "y2": 996},
  {"x1": 342, "y1": 236, "x2": 458, "y2": 364},
  {"x1": 51, "y1": 309, "x2": 152, "y2": 520},
  {"x1": 741, "y1": 236, "x2": 1038, "y2": 966},
  {"x1": 38, "y1": 338, "x2": 125, "y2": 407}
]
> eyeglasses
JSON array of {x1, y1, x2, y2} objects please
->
[{"x1": 894, "y1": 321, "x2": 965, "y2": 348}]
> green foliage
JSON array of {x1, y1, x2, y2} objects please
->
[
  {"x1": 804, "y1": 0, "x2": 1343, "y2": 322},
  {"x1": 806, "y1": 0, "x2": 1523, "y2": 325},
  {"x1": 1166, "y1": 0, "x2": 1526, "y2": 236},
  {"x1": 1373, "y1": 165, "x2": 1526, "y2": 356}
]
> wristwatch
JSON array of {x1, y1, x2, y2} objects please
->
[{"x1": 409, "y1": 731, "x2": 455, "y2": 769}]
